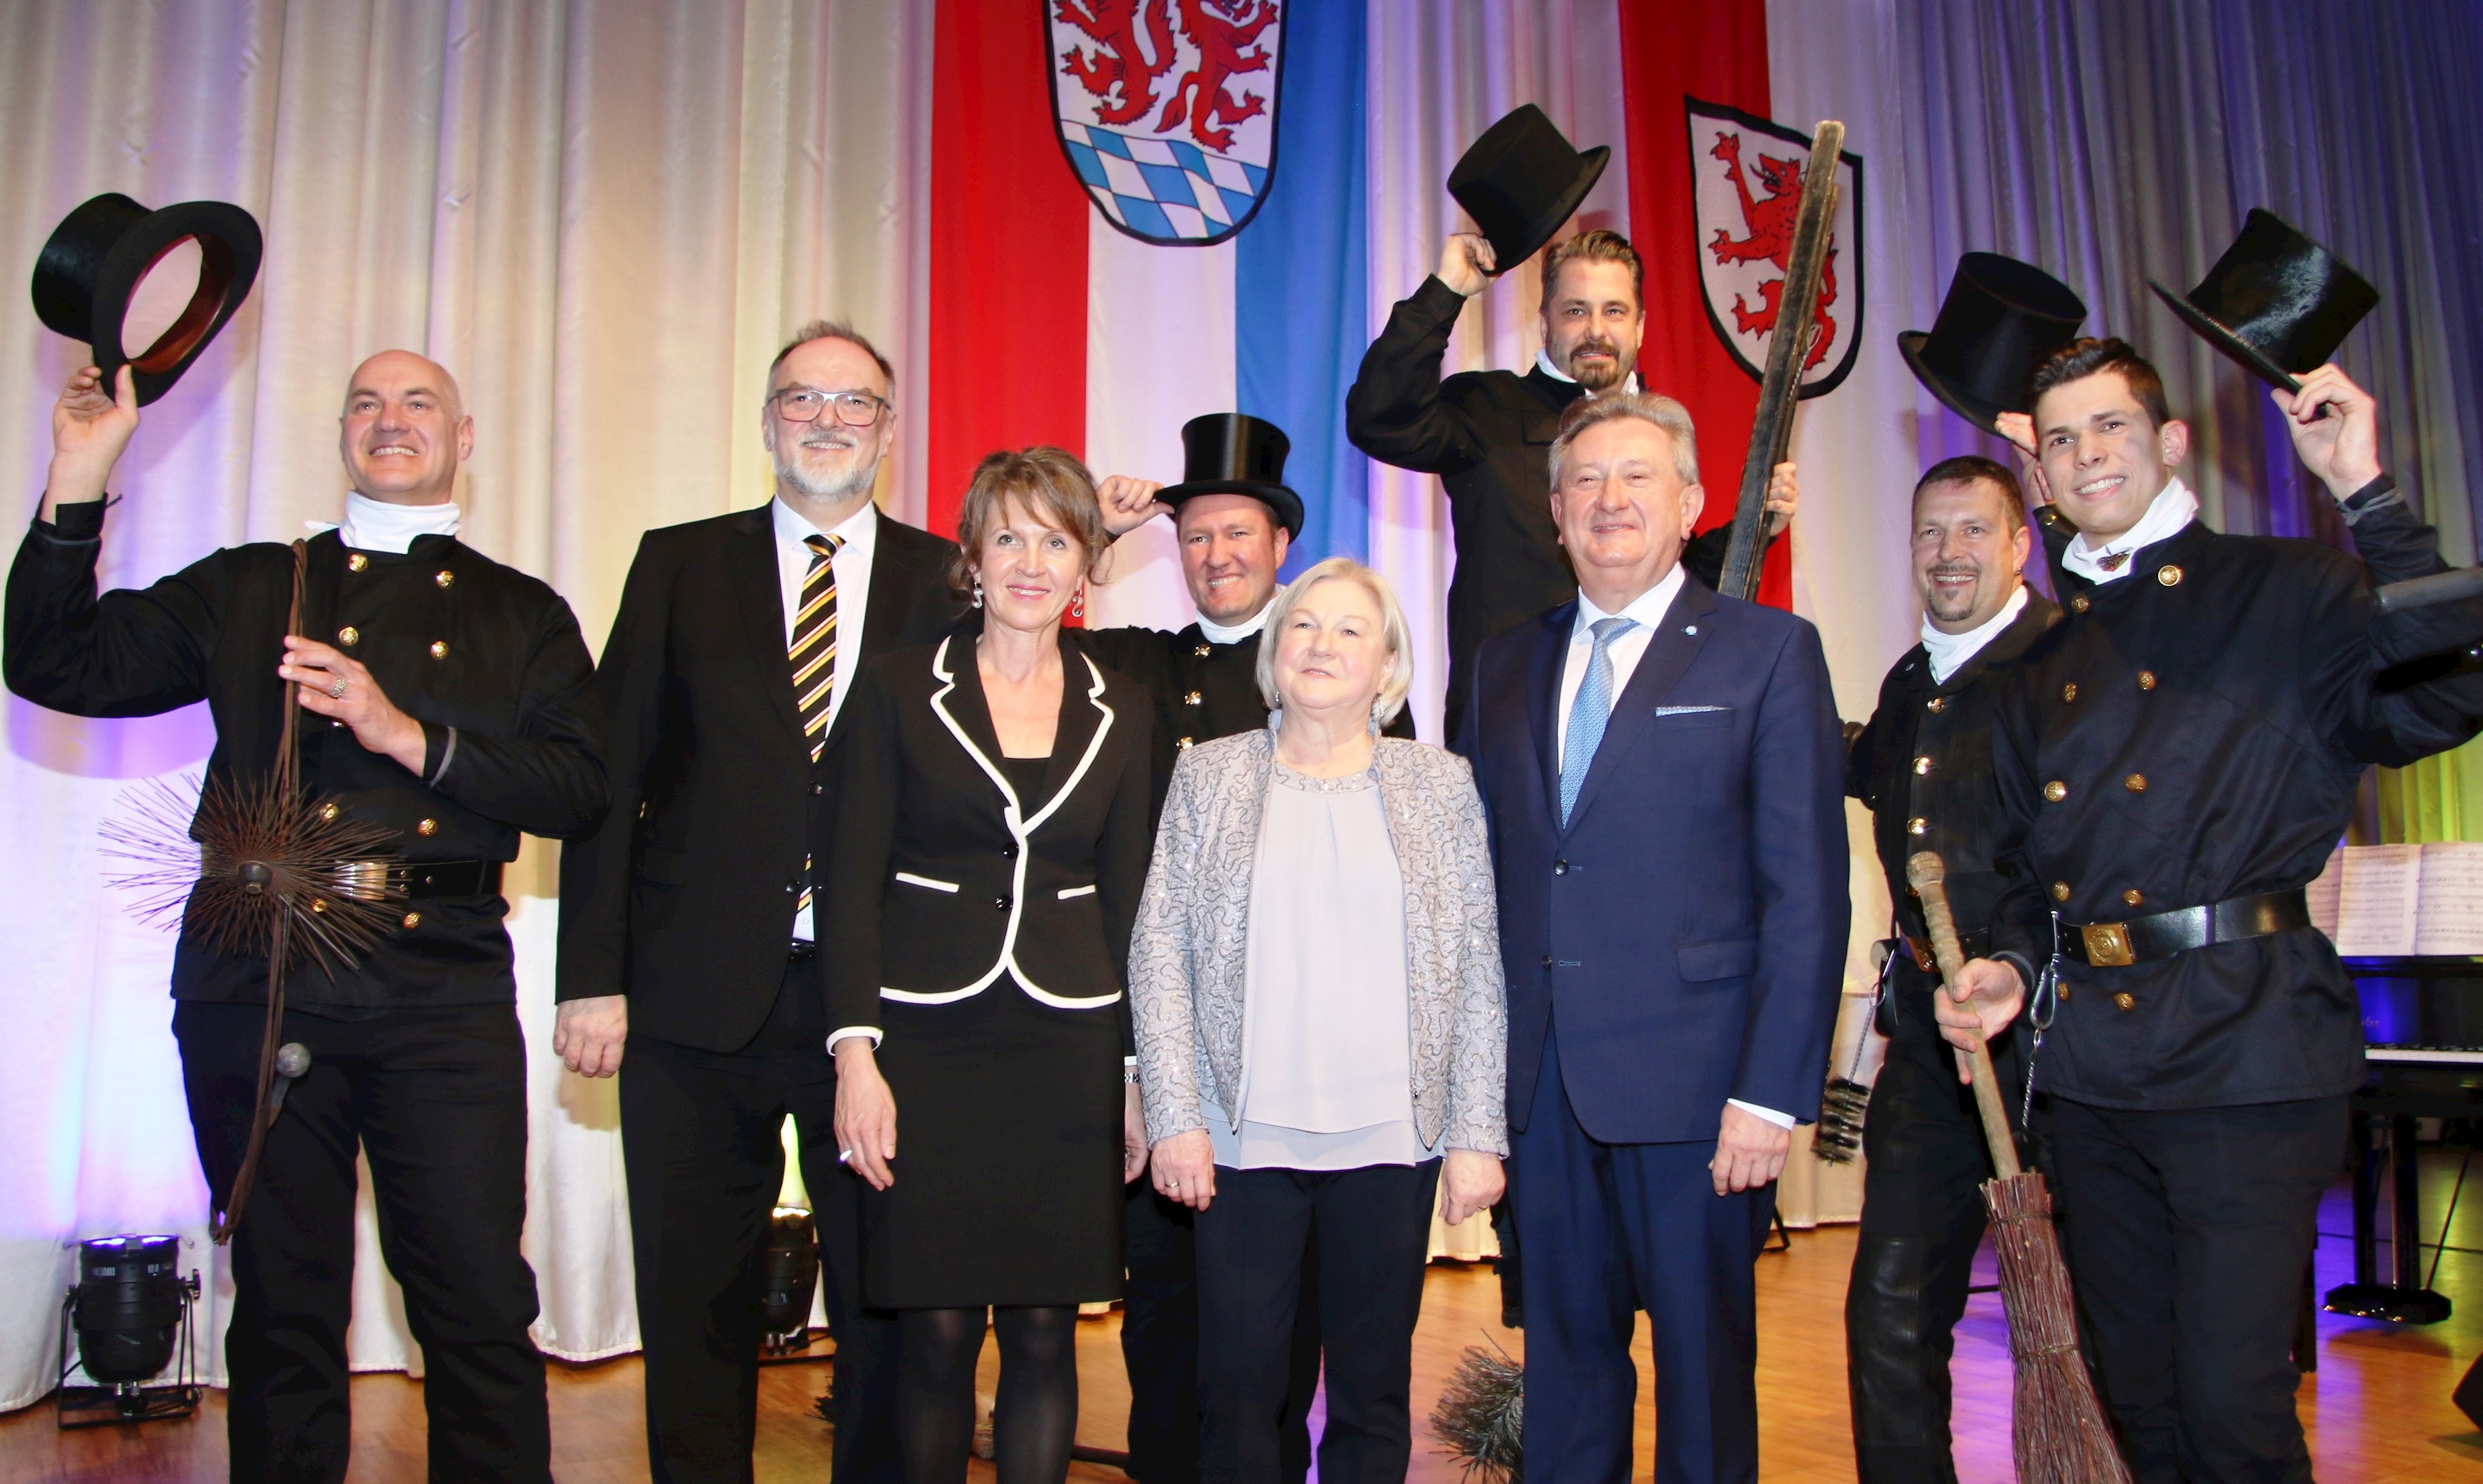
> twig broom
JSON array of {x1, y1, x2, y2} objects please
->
[{"x1": 1907, "y1": 851, "x2": 2130, "y2": 1484}]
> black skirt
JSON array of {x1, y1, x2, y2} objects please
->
[{"x1": 862, "y1": 975, "x2": 1126, "y2": 1308}]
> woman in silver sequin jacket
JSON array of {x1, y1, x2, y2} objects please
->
[{"x1": 1128, "y1": 556, "x2": 1506, "y2": 1482}]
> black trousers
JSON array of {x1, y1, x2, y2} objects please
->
[
  {"x1": 1192, "y1": 1161, "x2": 1439, "y2": 1484},
  {"x1": 1845, "y1": 974, "x2": 2030, "y2": 1484},
  {"x1": 1120, "y1": 1185, "x2": 1322, "y2": 1484},
  {"x1": 173, "y1": 999, "x2": 549, "y2": 1484},
  {"x1": 2050, "y1": 1094, "x2": 2345, "y2": 1484},
  {"x1": 618, "y1": 957, "x2": 900, "y2": 1484}
]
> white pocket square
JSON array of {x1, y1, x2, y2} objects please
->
[{"x1": 1654, "y1": 704, "x2": 1730, "y2": 715}]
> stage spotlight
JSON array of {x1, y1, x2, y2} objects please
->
[
  {"x1": 58, "y1": 1234, "x2": 203, "y2": 1428},
  {"x1": 759, "y1": 1206, "x2": 820, "y2": 1354}
]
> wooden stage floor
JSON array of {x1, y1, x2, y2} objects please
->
[{"x1": 8, "y1": 1162, "x2": 2481, "y2": 1483}]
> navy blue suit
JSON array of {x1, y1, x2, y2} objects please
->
[{"x1": 1459, "y1": 576, "x2": 1847, "y2": 1483}]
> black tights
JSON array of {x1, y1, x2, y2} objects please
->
[{"x1": 896, "y1": 1305, "x2": 1080, "y2": 1484}]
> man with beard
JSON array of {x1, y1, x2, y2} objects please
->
[
  {"x1": 1938, "y1": 341, "x2": 2483, "y2": 1483},
  {"x1": 1841, "y1": 456, "x2": 2056, "y2": 1483},
  {"x1": 8, "y1": 353, "x2": 605, "y2": 1482},
  {"x1": 1081, "y1": 418, "x2": 1412, "y2": 1484},
  {"x1": 1348, "y1": 228, "x2": 1795, "y2": 742},
  {"x1": 559, "y1": 322, "x2": 963, "y2": 1483}
]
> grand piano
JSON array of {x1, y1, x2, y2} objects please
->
[{"x1": 2325, "y1": 955, "x2": 2483, "y2": 1324}]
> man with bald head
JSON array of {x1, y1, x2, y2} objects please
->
[{"x1": 8, "y1": 354, "x2": 606, "y2": 1481}]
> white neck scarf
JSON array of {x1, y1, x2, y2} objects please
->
[
  {"x1": 1920, "y1": 583, "x2": 2030, "y2": 685},
  {"x1": 1197, "y1": 600, "x2": 1272, "y2": 646},
  {"x1": 1534, "y1": 347, "x2": 1640, "y2": 394},
  {"x1": 2062, "y1": 477, "x2": 2196, "y2": 586},
  {"x1": 307, "y1": 490, "x2": 463, "y2": 554}
]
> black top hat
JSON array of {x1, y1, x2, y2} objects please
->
[
  {"x1": 2150, "y1": 209, "x2": 2378, "y2": 391},
  {"x1": 1157, "y1": 414, "x2": 1304, "y2": 539},
  {"x1": 1448, "y1": 104, "x2": 1610, "y2": 278},
  {"x1": 1899, "y1": 253, "x2": 2088, "y2": 435},
  {"x1": 31, "y1": 193, "x2": 264, "y2": 406}
]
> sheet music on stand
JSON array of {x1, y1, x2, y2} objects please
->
[{"x1": 2314, "y1": 843, "x2": 2483, "y2": 956}]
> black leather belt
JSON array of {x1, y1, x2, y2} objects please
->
[
  {"x1": 397, "y1": 860, "x2": 504, "y2": 899},
  {"x1": 787, "y1": 939, "x2": 818, "y2": 963},
  {"x1": 2059, "y1": 887, "x2": 2310, "y2": 968}
]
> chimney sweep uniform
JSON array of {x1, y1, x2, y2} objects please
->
[
  {"x1": 1985, "y1": 478, "x2": 2483, "y2": 1482},
  {"x1": 1842, "y1": 583, "x2": 2057, "y2": 1484},
  {"x1": 6, "y1": 501, "x2": 604, "y2": 1483}
]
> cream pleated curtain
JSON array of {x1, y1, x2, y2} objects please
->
[{"x1": 0, "y1": 0, "x2": 935, "y2": 1405}]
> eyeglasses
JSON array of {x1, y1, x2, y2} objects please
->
[{"x1": 770, "y1": 387, "x2": 890, "y2": 427}]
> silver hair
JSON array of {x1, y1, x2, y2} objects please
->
[
  {"x1": 1252, "y1": 557, "x2": 1415, "y2": 727},
  {"x1": 1546, "y1": 391, "x2": 1700, "y2": 489}
]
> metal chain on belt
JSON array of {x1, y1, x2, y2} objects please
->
[{"x1": 2023, "y1": 911, "x2": 2065, "y2": 1130}]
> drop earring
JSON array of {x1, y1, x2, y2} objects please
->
[
  {"x1": 1070, "y1": 582, "x2": 1086, "y2": 621},
  {"x1": 972, "y1": 576, "x2": 984, "y2": 609}
]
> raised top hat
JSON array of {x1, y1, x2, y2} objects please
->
[
  {"x1": 2150, "y1": 209, "x2": 2377, "y2": 390},
  {"x1": 1899, "y1": 253, "x2": 2088, "y2": 435},
  {"x1": 1157, "y1": 413, "x2": 1304, "y2": 538},
  {"x1": 1448, "y1": 104, "x2": 1610, "y2": 278},
  {"x1": 31, "y1": 192, "x2": 264, "y2": 406}
]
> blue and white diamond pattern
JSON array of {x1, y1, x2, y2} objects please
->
[{"x1": 1061, "y1": 121, "x2": 1269, "y2": 243}]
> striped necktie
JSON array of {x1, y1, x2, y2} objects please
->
[
  {"x1": 791, "y1": 532, "x2": 846, "y2": 763},
  {"x1": 791, "y1": 532, "x2": 844, "y2": 928},
  {"x1": 1560, "y1": 615, "x2": 1637, "y2": 827}
]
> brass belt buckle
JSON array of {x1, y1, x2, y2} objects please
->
[
  {"x1": 2081, "y1": 921, "x2": 2134, "y2": 968},
  {"x1": 332, "y1": 859, "x2": 396, "y2": 902}
]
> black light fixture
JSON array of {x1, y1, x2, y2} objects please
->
[
  {"x1": 758, "y1": 1206, "x2": 821, "y2": 1355},
  {"x1": 57, "y1": 1234, "x2": 203, "y2": 1428}
]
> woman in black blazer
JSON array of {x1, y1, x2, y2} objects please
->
[{"x1": 825, "y1": 446, "x2": 1153, "y2": 1484}]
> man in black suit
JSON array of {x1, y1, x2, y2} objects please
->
[
  {"x1": 557, "y1": 321, "x2": 963, "y2": 1484},
  {"x1": 1083, "y1": 416, "x2": 1412, "y2": 1484},
  {"x1": 1347, "y1": 228, "x2": 1796, "y2": 743}
]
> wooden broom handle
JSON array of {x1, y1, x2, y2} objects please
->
[{"x1": 1905, "y1": 851, "x2": 2022, "y2": 1179}]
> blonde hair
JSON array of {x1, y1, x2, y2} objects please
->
[
  {"x1": 949, "y1": 446, "x2": 1108, "y2": 594},
  {"x1": 1252, "y1": 557, "x2": 1415, "y2": 727},
  {"x1": 1548, "y1": 390, "x2": 1700, "y2": 489}
]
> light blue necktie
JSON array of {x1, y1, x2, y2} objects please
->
[{"x1": 1560, "y1": 615, "x2": 1637, "y2": 826}]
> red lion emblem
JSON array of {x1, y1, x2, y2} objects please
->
[
  {"x1": 1056, "y1": 1, "x2": 1177, "y2": 127},
  {"x1": 1706, "y1": 130, "x2": 1839, "y2": 372},
  {"x1": 1057, "y1": 0, "x2": 1278, "y2": 154},
  {"x1": 1154, "y1": 0, "x2": 1277, "y2": 152}
]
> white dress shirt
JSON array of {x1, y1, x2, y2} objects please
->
[
  {"x1": 1920, "y1": 584, "x2": 2030, "y2": 685},
  {"x1": 772, "y1": 496, "x2": 879, "y2": 941},
  {"x1": 1556, "y1": 564, "x2": 1684, "y2": 761},
  {"x1": 2060, "y1": 476, "x2": 2197, "y2": 585},
  {"x1": 1557, "y1": 563, "x2": 1793, "y2": 1131}
]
